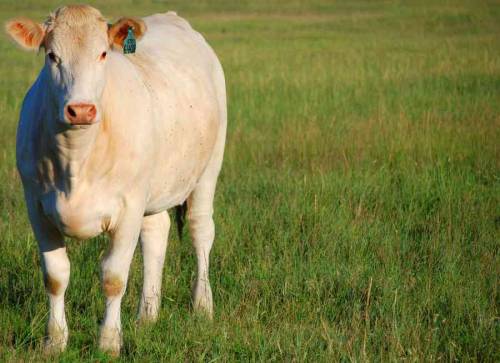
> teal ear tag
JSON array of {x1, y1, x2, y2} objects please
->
[{"x1": 123, "y1": 27, "x2": 136, "y2": 54}]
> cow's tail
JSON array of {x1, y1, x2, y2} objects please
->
[{"x1": 175, "y1": 201, "x2": 187, "y2": 240}]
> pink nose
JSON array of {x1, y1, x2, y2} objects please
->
[{"x1": 65, "y1": 103, "x2": 97, "y2": 125}]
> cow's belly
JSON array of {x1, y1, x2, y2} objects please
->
[
  {"x1": 40, "y1": 189, "x2": 119, "y2": 240},
  {"x1": 145, "y1": 169, "x2": 200, "y2": 214},
  {"x1": 145, "y1": 110, "x2": 220, "y2": 213},
  {"x1": 145, "y1": 144, "x2": 210, "y2": 213}
]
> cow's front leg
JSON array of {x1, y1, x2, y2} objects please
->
[
  {"x1": 42, "y1": 244, "x2": 70, "y2": 354},
  {"x1": 99, "y1": 216, "x2": 142, "y2": 356},
  {"x1": 27, "y1": 202, "x2": 70, "y2": 354}
]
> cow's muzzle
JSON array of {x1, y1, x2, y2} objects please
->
[{"x1": 64, "y1": 103, "x2": 97, "y2": 125}]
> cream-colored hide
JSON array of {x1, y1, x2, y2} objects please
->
[{"x1": 7, "y1": 5, "x2": 226, "y2": 356}]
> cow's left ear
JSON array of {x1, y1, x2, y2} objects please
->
[{"x1": 108, "y1": 17, "x2": 146, "y2": 48}]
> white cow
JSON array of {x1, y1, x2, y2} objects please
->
[{"x1": 5, "y1": 5, "x2": 226, "y2": 356}]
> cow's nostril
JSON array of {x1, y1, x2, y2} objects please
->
[
  {"x1": 65, "y1": 103, "x2": 98, "y2": 124},
  {"x1": 67, "y1": 105, "x2": 77, "y2": 118}
]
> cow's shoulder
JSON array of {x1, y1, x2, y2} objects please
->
[{"x1": 16, "y1": 74, "x2": 43, "y2": 181}]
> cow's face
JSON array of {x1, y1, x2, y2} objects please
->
[{"x1": 5, "y1": 5, "x2": 145, "y2": 127}]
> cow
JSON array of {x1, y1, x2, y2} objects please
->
[{"x1": 5, "y1": 4, "x2": 226, "y2": 356}]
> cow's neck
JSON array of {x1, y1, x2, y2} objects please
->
[{"x1": 43, "y1": 121, "x2": 101, "y2": 190}]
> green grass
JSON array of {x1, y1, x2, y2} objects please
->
[{"x1": 0, "y1": 0, "x2": 499, "y2": 361}]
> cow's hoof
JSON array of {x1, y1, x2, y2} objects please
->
[
  {"x1": 192, "y1": 282, "x2": 213, "y2": 319},
  {"x1": 99, "y1": 326, "x2": 122, "y2": 357},
  {"x1": 193, "y1": 302, "x2": 213, "y2": 320},
  {"x1": 44, "y1": 321, "x2": 67, "y2": 354},
  {"x1": 137, "y1": 313, "x2": 158, "y2": 325},
  {"x1": 44, "y1": 338, "x2": 67, "y2": 355},
  {"x1": 137, "y1": 298, "x2": 159, "y2": 324}
]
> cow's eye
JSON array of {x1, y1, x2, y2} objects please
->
[
  {"x1": 47, "y1": 52, "x2": 59, "y2": 63},
  {"x1": 100, "y1": 51, "x2": 107, "y2": 61}
]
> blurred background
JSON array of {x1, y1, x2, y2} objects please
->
[{"x1": 0, "y1": 1, "x2": 498, "y2": 361}]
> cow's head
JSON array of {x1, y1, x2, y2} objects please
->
[{"x1": 5, "y1": 5, "x2": 146, "y2": 126}]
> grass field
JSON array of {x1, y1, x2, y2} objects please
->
[{"x1": 0, "y1": 0, "x2": 499, "y2": 361}]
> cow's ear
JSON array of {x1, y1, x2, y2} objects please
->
[
  {"x1": 5, "y1": 18, "x2": 46, "y2": 51},
  {"x1": 108, "y1": 17, "x2": 146, "y2": 48}
]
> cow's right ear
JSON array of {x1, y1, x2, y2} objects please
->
[{"x1": 5, "y1": 18, "x2": 46, "y2": 51}]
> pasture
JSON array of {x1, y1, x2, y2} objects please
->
[{"x1": 0, "y1": 0, "x2": 498, "y2": 361}]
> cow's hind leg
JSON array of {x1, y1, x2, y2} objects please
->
[
  {"x1": 187, "y1": 181, "x2": 216, "y2": 318},
  {"x1": 188, "y1": 73, "x2": 226, "y2": 318},
  {"x1": 138, "y1": 211, "x2": 170, "y2": 323}
]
